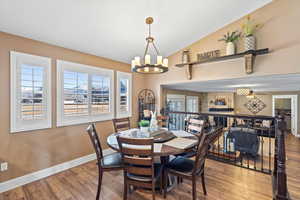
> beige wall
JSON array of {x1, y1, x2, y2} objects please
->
[
  {"x1": 145, "y1": 0, "x2": 300, "y2": 111},
  {"x1": 0, "y1": 32, "x2": 146, "y2": 182},
  {"x1": 235, "y1": 94, "x2": 273, "y2": 116}
]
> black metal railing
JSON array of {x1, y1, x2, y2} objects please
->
[
  {"x1": 165, "y1": 111, "x2": 290, "y2": 199},
  {"x1": 167, "y1": 111, "x2": 276, "y2": 174}
]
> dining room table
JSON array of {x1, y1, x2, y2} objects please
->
[
  {"x1": 106, "y1": 128, "x2": 201, "y2": 192},
  {"x1": 107, "y1": 126, "x2": 223, "y2": 193}
]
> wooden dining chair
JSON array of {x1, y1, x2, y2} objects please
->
[
  {"x1": 186, "y1": 118, "x2": 206, "y2": 137},
  {"x1": 117, "y1": 136, "x2": 163, "y2": 200},
  {"x1": 112, "y1": 117, "x2": 131, "y2": 133},
  {"x1": 157, "y1": 115, "x2": 169, "y2": 128},
  {"x1": 164, "y1": 132, "x2": 210, "y2": 200},
  {"x1": 86, "y1": 123, "x2": 123, "y2": 200},
  {"x1": 176, "y1": 118, "x2": 205, "y2": 159}
]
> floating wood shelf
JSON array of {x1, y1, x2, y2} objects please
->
[
  {"x1": 175, "y1": 48, "x2": 269, "y2": 80},
  {"x1": 175, "y1": 48, "x2": 269, "y2": 67}
]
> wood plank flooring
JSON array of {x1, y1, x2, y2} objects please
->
[{"x1": 1, "y1": 134, "x2": 299, "y2": 200}]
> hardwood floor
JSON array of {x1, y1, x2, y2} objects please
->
[{"x1": 1, "y1": 134, "x2": 299, "y2": 200}]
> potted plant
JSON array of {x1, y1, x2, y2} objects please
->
[
  {"x1": 242, "y1": 15, "x2": 262, "y2": 51},
  {"x1": 219, "y1": 31, "x2": 241, "y2": 55},
  {"x1": 139, "y1": 120, "x2": 150, "y2": 132}
]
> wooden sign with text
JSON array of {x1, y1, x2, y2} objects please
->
[{"x1": 197, "y1": 50, "x2": 220, "y2": 61}]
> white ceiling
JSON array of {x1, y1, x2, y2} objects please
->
[
  {"x1": 162, "y1": 74, "x2": 300, "y2": 93},
  {"x1": 0, "y1": 0, "x2": 271, "y2": 63}
]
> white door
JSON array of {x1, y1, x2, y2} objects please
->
[{"x1": 272, "y1": 95, "x2": 298, "y2": 136}]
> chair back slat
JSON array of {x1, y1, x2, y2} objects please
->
[
  {"x1": 86, "y1": 124, "x2": 103, "y2": 163},
  {"x1": 113, "y1": 117, "x2": 130, "y2": 133},
  {"x1": 189, "y1": 118, "x2": 205, "y2": 125},
  {"x1": 126, "y1": 166, "x2": 152, "y2": 176},
  {"x1": 188, "y1": 124, "x2": 203, "y2": 133},
  {"x1": 124, "y1": 156, "x2": 152, "y2": 165},
  {"x1": 121, "y1": 147, "x2": 152, "y2": 156},
  {"x1": 117, "y1": 136, "x2": 155, "y2": 180},
  {"x1": 186, "y1": 118, "x2": 205, "y2": 136},
  {"x1": 118, "y1": 137, "x2": 153, "y2": 145}
]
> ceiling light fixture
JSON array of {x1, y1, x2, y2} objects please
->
[
  {"x1": 236, "y1": 88, "x2": 251, "y2": 96},
  {"x1": 131, "y1": 17, "x2": 168, "y2": 74}
]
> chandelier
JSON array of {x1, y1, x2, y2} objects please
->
[{"x1": 131, "y1": 17, "x2": 168, "y2": 74}]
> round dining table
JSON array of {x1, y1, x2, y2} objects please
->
[
  {"x1": 106, "y1": 128, "x2": 199, "y2": 157},
  {"x1": 106, "y1": 128, "x2": 199, "y2": 191}
]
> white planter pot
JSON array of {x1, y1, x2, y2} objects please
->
[
  {"x1": 140, "y1": 126, "x2": 149, "y2": 133},
  {"x1": 226, "y1": 42, "x2": 235, "y2": 55},
  {"x1": 244, "y1": 35, "x2": 256, "y2": 51}
]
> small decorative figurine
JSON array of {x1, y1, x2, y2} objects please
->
[{"x1": 149, "y1": 111, "x2": 158, "y2": 132}]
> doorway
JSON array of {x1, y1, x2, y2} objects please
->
[{"x1": 272, "y1": 95, "x2": 298, "y2": 136}]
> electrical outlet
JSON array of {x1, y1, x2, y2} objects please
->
[{"x1": 0, "y1": 162, "x2": 8, "y2": 172}]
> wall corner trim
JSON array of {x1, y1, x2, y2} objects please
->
[{"x1": 0, "y1": 148, "x2": 115, "y2": 193}]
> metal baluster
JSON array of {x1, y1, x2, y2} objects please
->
[
  {"x1": 261, "y1": 137, "x2": 264, "y2": 172},
  {"x1": 268, "y1": 120, "x2": 272, "y2": 173},
  {"x1": 221, "y1": 116, "x2": 225, "y2": 159},
  {"x1": 240, "y1": 118, "x2": 243, "y2": 167},
  {"x1": 217, "y1": 129, "x2": 220, "y2": 158}
]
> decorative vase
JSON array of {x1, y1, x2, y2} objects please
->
[
  {"x1": 244, "y1": 35, "x2": 256, "y2": 51},
  {"x1": 182, "y1": 50, "x2": 190, "y2": 63},
  {"x1": 226, "y1": 42, "x2": 235, "y2": 55},
  {"x1": 140, "y1": 126, "x2": 149, "y2": 133}
]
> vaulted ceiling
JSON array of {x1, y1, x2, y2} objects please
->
[{"x1": 0, "y1": 0, "x2": 272, "y2": 63}]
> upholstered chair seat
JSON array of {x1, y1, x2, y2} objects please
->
[
  {"x1": 167, "y1": 156, "x2": 195, "y2": 173},
  {"x1": 101, "y1": 152, "x2": 122, "y2": 169}
]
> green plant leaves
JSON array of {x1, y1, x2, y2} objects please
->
[{"x1": 219, "y1": 31, "x2": 241, "y2": 43}]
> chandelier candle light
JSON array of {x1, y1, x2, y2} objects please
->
[{"x1": 131, "y1": 17, "x2": 168, "y2": 74}]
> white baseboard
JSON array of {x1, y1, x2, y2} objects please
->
[{"x1": 0, "y1": 148, "x2": 115, "y2": 193}]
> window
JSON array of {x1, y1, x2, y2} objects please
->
[
  {"x1": 57, "y1": 60, "x2": 114, "y2": 126},
  {"x1": 116, "y1": 71, "x2": 132, "y2": 118},
  {"x1": 10, "y1": 51, "x2": 52, "y2": 133},
  {"x1": 167, "y1": 94, "x2": 186, "y2": 112},
  {"x1": 186, "y1": 96, "x2": 199, "y2": 113}
]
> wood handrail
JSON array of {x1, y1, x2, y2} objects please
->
[{"x1": 168, "y1": 111, "x2": 275, "y2": 120}]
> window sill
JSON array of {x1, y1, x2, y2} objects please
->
[{"x1": 56, "y1": 114, "x2": 114, "y2": 127}]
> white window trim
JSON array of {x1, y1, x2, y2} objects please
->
[
  {"x1": 56, "y1": 60, "x2": 114, "y2": 127},
  {"x1": 10, "y1": 51, "x2": 52, "y2": 133},
  {"x1": 116, "y1": 71, "x2": 132, "y2": 119}
]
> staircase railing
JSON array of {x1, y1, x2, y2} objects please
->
[
  {"x1": 163, "y1": 111, "x2": 290, "y2": 199},
  {"x1": 273, "y1": 115, "x2": 290, "y2": 200}
]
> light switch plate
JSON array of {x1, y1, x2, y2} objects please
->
[{"x1": 0, "y1": 162, "x2": 8, "y2": 171}]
